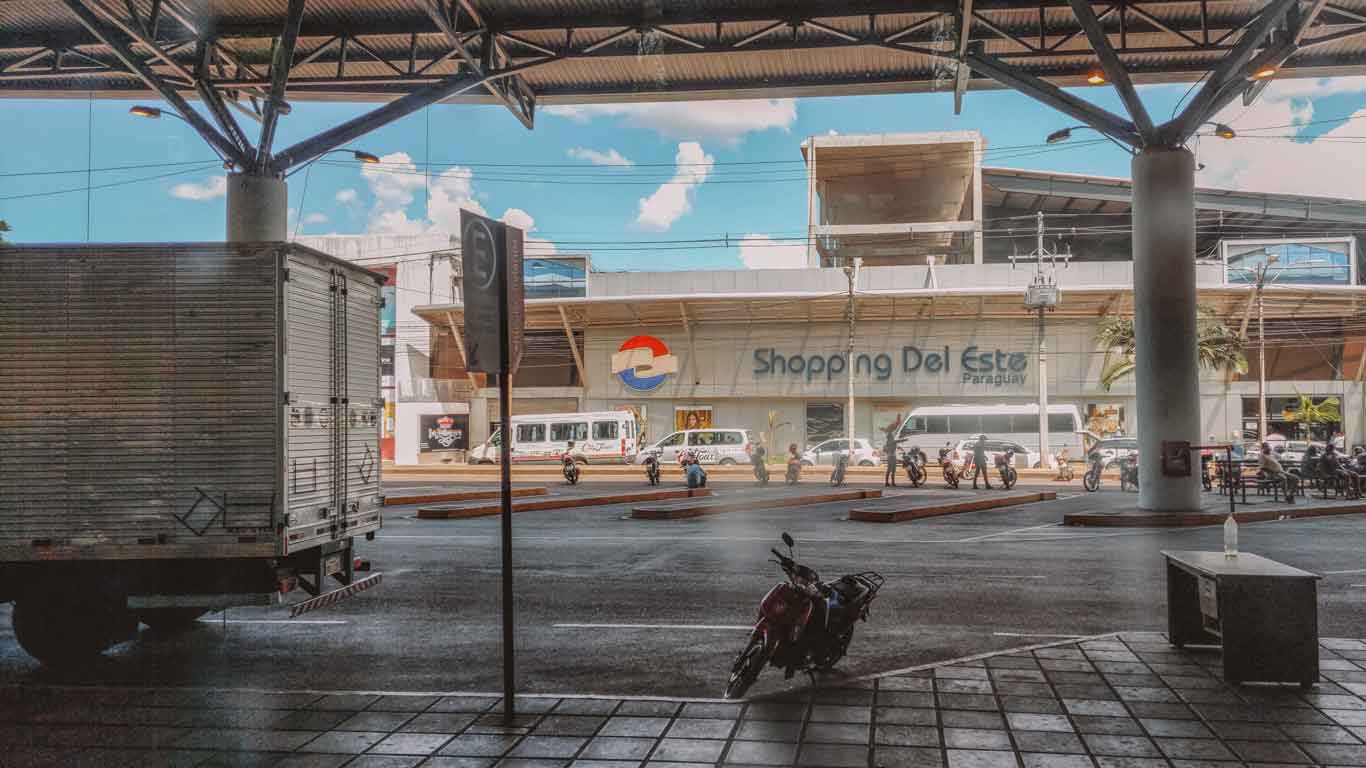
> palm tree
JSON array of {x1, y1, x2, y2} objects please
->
[
  {"x1": 1287, "y1": 394, "x2": 1340, "y2": 441},
  {"x1": 0, "y1": 220, "x2": 9, "y2": 244},
  {"x1": 1096, "y1": 306, "x2": 1248, "y2": 391}
]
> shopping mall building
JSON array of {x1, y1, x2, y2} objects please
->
[{"x1": 394, "y1": 131, "x2": 1366, "y2": 464}]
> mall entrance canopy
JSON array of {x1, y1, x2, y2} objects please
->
[{"x1": 6, "y1": 0, "x2": 1366, "y2": 511}]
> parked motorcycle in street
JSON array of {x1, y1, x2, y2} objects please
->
[
  {"x1": 562, "y1": 451, "x2": 580, "y2": 485},
  {"x1": 752, "y1": 446, "x2": 770, "y2": 485},
  {"x1": 1118, "y1": 451, "x2": 1140, "y2": 492},
  {"x1": 995, "y1": 449, "x2": 1018, "y2": 489},
  {"x1": 1083, "y1": 451, "x2": 1104, "y2": 492},
  {"x1": 829, "y1": 454, "x2": 848, "y2": 487},
  {"x1": 902, "y1": 447, "x2": 927, "y2": 488},
  {"x1": 644, "y1": 453, "x2": 661, "y2": 486},
  {"x1": 724, "y1": 533, "x2": 884, "y2": 699},
  {"x1": 939, "y1": 447, "x2": 961, "y2": 489}
]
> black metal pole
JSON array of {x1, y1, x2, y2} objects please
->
[{"x1": 498, "y1": 257, "x2": 515, "y2": 723}]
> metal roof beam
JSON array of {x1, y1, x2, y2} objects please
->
[
  {"x1": 963, "y1": 49, "x2": 1142, "y2": 148},
  {"x1": 1067, "y1": 0, "x2": 1156, "y2": 141},
  {"x1": 424, "y1": 0, "x2": 535, "y2": 129},
  {"x1": 57, "y1": 0, "x2": 248, "y2": 168},
  {"x1": 1163, "y1": 0, "x2": 1300, "y2": 144},
  {"x1": 954, "y1": 0, "x2": 974, "y2": 114},
  {"x1": 255, "y1": 0, "x2": 305, "y2": 173},
  {"x1": 194, "y1": 38, "x2": 253, "y2": 157},
  {"x1": 1244, "y1": 0, "x2": 1329, "y2": 106}
]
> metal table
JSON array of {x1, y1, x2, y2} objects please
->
[{"x1": 1162, "y1": 550, "x2": 1321, "y2": 687}]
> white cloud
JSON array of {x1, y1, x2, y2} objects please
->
[
  {"x1": 1198, "y1": 76, "x2": 1366, "y2": 200},
  {"x1": 501, "y1": 208, "x2": 557, "y2": 255},
  {"x1": 635, "y1": 142, "x2": 714, "y2": 232},
  {"x1": 169, "y1": 175, "x2": 227, "y2": 201},
  {"x1": 335, "y1": 188, "x2": 358, "y2": 204},
  {"x1": 566, "y1": 146, "x2": 634, "y2": 167},
  {"x1": 361, "y1": 151, "x2": 425, "y2": 209},
  {"x1": 738, "y1": 233, "x2": 808, "y2": 269},
  {"x1": 424, "y1": 166, "x2": 487, "y2": 234},
  {"x1": 302, "y1": 212, "x2": 329, "y2": 226},
  {"x1": 546, "y1": 99, "x2": 796, "y2": 145}
]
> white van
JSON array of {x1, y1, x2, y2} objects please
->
[
  {"x1": 636, "y1": 429, "x2": 756, "y2": 465},
  {"x1": 469, "y1": 411, "x2": 639, "y2": 464},
  {"x1": 898, "y1": 404, "x2": 1084, "y2": 464}
]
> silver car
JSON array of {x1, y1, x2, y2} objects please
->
[
  {"x1": 800, "y1": 438, "x2": 880, "y2": 467},
  {"x1": 636, "y1": 429, "x2": 755, "y2": 465}
]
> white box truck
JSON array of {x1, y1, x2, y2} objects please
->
[{"x1": 0, "y1": 243, "x2": 383, "y2": 664}]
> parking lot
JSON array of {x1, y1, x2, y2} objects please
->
[{"x1": 0, "y1": 481, "x2": 1361, "y2": 703}]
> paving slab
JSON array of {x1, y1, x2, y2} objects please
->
[
  {"x1": 1063, "y1": 495, "x2": 1366, "y2": 527},
  {"x1": 7, "y1": 633, "x2": 1366, "y2": 768},
  {"x1": 417, "y1": 488, "x2": 712, "y2": 519},
  {"x1": 631, "y1": 488, "x2": 882, "y2": 520},
  {"x1": 848, "y1": 491, "x2": 1058, "y2": 523}
]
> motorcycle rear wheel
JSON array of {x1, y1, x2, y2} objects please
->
[
  {"x1": 906, "y1": 463, "x2": 925, "y2": 488},
  {"x1": 1083, "y1": 470, "x2": 1100, "y2": 492},
  {"x1": 725, "y1": 636, "x2": 769, "y2": 699}
]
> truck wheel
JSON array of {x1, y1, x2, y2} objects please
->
[
  {"x1": 12, "y1": 595, "x2": 124, "y2": 665},
  {"x1": 138, "y1": 608, "x2": 208, "y2": 633}
]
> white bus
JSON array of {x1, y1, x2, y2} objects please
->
[
  {"x1": 897, "y1": 404, "x2": 1085, "y2": 464},
  {"x1": 469, "y1": 410, "x2": 640, "y2": 464}
]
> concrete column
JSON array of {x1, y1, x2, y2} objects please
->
[
  {"x1": 226, "y1": 173, "x2": 288, "y2": 242},
  {"x1": 1132, "y1": 146, "x2": 1202, "y2": 512}
]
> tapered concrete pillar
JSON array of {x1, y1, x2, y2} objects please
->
[
  {"x1": 1133, "y1": 146, "x2": 1202, "y2": 512},
  {"x1": 226, "y1": 173, "x2": 288, "y2": 242}
]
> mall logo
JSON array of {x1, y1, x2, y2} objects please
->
[{"x1": 612, "y1": 335, "x2": 679, "y2": 392}]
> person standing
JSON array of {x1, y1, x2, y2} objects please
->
[
  {"x1": 882, "y1": 418, "x2": 901, "y2": 487},
  {"x1": 972, "y1": 435, "x2": 992, "y2": 490}
]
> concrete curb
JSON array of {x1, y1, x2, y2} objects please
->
[
  {"x1": 384, "y1": 487, "x2": 548, "y2": 506},
  {"x1": 416, "y1": 488, "x2": 712, "y2": 520},
  {"x1": 1064, "y1": 500, "x2": 1366, "y2": 527},
  {"x1": 848, "y1": 490, "x2": 1059, "y2": 523},
  {"x1": 631, "y1": 489, "x2": 882, "y2": 520}
]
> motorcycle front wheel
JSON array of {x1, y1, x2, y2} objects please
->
[
  {"x1": 1083, "y1": 469, "x2": 1100, "y2": 492},
  {"x1": 906, "y1": 463, "x2": 925, "y2": 488},
  {"x1": 1002, "y1": 468, "x2": 1017, "y2": 489},
  {"x1": 725, "y1": 635, "x2": 769, "y2": 699}
]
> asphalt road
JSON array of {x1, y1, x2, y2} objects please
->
[{"x1": 1, "y1": 481, "x2": 1364, "y2": 700}]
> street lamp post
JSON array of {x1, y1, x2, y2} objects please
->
[
  {"x1": 1024, "y1": 212, "x2": 1061, "y2": 468},
  {"x1": 1253, "y1": 255, "x2": 1279, "y2": 441},
  {"x1": 844, "y1": 257, "x2": 862, "y2": 461}
]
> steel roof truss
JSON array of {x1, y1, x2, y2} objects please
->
[{"x1": 1067, "y1": 0, "x2": 1155, "y2": 142}]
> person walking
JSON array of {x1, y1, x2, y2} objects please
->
[{"x1": 972, "y1": 435, "x2": 993, "y2": 490}]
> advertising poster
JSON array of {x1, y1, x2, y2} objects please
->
[
  {"x1": 1085, "y1": 403, "x2": 1125, "y2": 437},
  {"x1": 420, "y1": 414, "x2": 469, "y2": 453},
  {"x1": 374, "y1": 264, "x2": 398, "y2": 340},
  {"x1": 675, "y1": 406, "x2": 713, "y2": 432}
]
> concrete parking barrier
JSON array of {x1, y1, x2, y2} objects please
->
[
  {"x1": 631, "y1": 488, "x2": 882, "y2": 520},
  {"x1": 385, "y1": 487, "x2": 548, "y2": 506},
  {"x1": 848, "y1": 491, "x2": 1058, "y2": 523},
  {"x1": 416, "y1": 488, "x2": 712, "y2": 519},
  {"x1": 1064, "y1": 500, "x2": 1366, "y2": 527}
]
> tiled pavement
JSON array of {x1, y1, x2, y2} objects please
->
[{"x1": 4, "y1": 633, "x2": 1366, "y2": 768}]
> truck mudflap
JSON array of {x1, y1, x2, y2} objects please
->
[{"x1": 288, "y1": 572, "x2": 382, "y2": 618}]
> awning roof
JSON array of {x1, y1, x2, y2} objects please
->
[
  {"x1": 4, "y1": 0, "x2": 1366, "y2": 102},
  {"x1": 414, "y1": 283, "x2": 1366, "y2": 332}
]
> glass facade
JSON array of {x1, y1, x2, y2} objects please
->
[
  {"x1": 1225, "y1": 239, "x2": 1355, "y2": 286},
  {"x1": 525, "y1": 256, "x2": 588, "y2": 298}
]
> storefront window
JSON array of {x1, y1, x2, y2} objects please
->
[
  {"x1": 1225, "y1": 240, "x2": 1354, "y2": 286},
  {"x1": 806, "y1": 403, "x2": 845, "y2": 445}
]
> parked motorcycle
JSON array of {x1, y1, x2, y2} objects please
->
[
  {"x1": 1054, "y1": 453, "x2": 1074, "y2": 482},
  {"x1": 939, "y1": 447, "x2": 960, "y2": 489},
  {"x1": 724, "y1": 533, "x2": 884, "y2": 699},
  {"x1": 752, "y1": 446, "x2": 770, "y2": 485},
  {"x1": 1082, "y1": 451, "x2": 1104, "y2": 492},
  {"x1": 902, "y1": 447, "x2": 927, "y2": 488},
  {"x1": 644, "y1": 453, "x2": 661, "y2": 486},
  {"x1": 1118, "y1": 451, "x2": 1139, "y2": 492},
  {"x1": 562, "y1": 451, "x2": 580, "y2": 485},
  {"x1": 829, "y1": 454, "x2": 848, "y2": 487},
  {"x1": 995, "y1": 449, "x2": 1018, "y2": 489}
]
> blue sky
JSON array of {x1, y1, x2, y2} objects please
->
[{"x1": 2, "y1": 77, "x2": 1364, "y2": 270}]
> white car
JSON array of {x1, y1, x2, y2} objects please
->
[
  {"x1": 953, "y1": 437, "x2": 1038, "y2": 469},
  {"x1": 636, "y1": 429, "x2": 756, "y2": 465},
  {"x1": 800, "y1": 438, "x2": 880, "y2": 467}
]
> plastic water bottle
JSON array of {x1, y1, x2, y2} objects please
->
[{"x1": 1223, "y1": 514, "x2": 1239, "y2": 558}]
